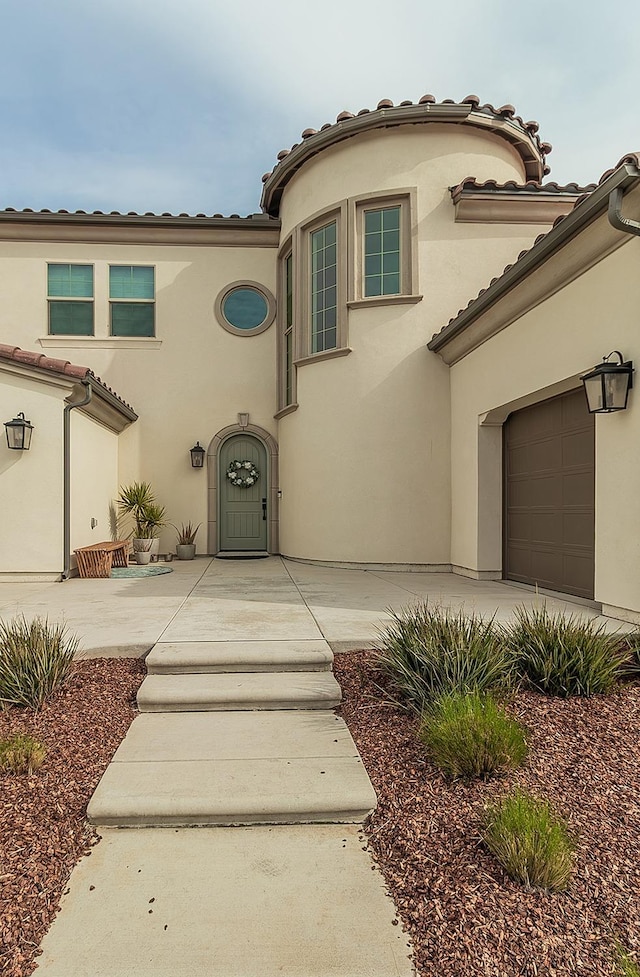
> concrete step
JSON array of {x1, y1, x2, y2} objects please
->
[
  {"x1": 137, "y1": 671, "x2": 342, "y2": 712},
  {"x1": 88, "y1": 712, "x2": 377, "y2": 827},
  {"x1": 146, "y1": 639, "x2": 333, "y2": 674}
]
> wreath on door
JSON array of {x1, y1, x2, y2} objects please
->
[{"x1": 226, "y1": 459, "x2": 260, "y2": 487}]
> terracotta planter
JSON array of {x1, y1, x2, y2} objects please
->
[{"x1": 176, "y1": 543, "x2": 196, "y2": 560}]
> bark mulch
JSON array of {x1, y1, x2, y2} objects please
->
[
  {"x1": 334, "y1": 651, "x2": 640, "y2": 977},
  {"x1": 0, "y1": 659, "x2": 145, "y2": 977}
]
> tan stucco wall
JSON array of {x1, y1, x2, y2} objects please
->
[
  {"x1": 0, "y1": 370, "x2": 65, "y2": 575},
  {"x1": 447, "y1": 228, "x2": 640, "y2": 617},
  {"x1": 70, "y1": 410, "x2": 119, "y2": 554},
  {"x1": 277, "y1": 124, "x2": 550, "y2": 564},
  {"x1": 0, "y1": 242, "x2": 279, "y2": 556}
]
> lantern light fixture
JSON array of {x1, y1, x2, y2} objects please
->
[
  {"x1": 4, "y1": 412, "x2": 34, "y2": 450},
  {"x1": 190, "y1": 442, "x2": 205, "y2": 468},
  {"x1": 581, "y1": 351, "x2": 634, "y2": 414}
]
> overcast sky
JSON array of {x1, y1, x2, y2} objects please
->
[{"x1": 1, "y1": 0, "x2": 639, "y2": 216}]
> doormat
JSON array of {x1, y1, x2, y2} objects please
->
[
  {"x1": 110, "y1": 566, "x2": 174, "y2": 578},
  {"x1": 215, "y1": 551, "x2": 269, "y2": 560}
]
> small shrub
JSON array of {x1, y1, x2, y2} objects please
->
[
  {"x1": 0, "y1": 733, "x2": 46, "y2": 774},
  {"x1": 0, "y1": 616, "x2": 78, "y2": 709},
  {"x1": 419, "y1": 691, "x2": 527, "y2": 780},
  {"x1": 505, "y1": 605, "x2": 627, "y2": 697},
  {"x1": 481, "y1": 788, "x2": 576, "y2": 891},
  {"x1": 376, "y1": 602, "x2": 516, "y2": 712}
]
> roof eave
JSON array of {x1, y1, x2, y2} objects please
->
[{"x1": 428, "y1": 161, "x2": 640, "y2": 355}]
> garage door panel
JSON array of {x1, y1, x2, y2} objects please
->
[
  {"x1": 562, "y1": 471, "x2": 594, "y2": 507},
  {"x1": 562, "y1": 512, "x2": 594, "y2": 547},
  {"x1": 504, "y1": 390, "x2": 594, "y2": 599},
  {"x1": 562, "y1": 429, "x2": 595, "y2": 468},
  {"x1": 509, "y1": 474, "x2": 562, "y2": 509}
]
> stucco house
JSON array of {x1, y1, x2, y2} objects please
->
[{"x1": 1, "y1": 94, "x2": 639, "y2": 623}]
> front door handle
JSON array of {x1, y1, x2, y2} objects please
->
[{"x1": 262, "y1": 497, "x2": 267, "y2": 521}]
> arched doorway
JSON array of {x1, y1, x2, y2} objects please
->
[
  {"x1": 219, "y1": 433, "x2": 267, "y2": 551},
  {"x1": 207, "y1": 424, "x2": 279, "y2": 554}
]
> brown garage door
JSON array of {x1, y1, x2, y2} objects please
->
[{"x1": 504, "y1": 389, "x2": 595, "y2": 599}]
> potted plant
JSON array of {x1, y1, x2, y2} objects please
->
[
  {"x1": 117, "y1": 482, "x2": 167, "y2": 560},
  {"x1": 174, "y1": 522, "x2": 200, "y2": 560},
  {"x1": 134, "y1": 538, "x2": 153, "y2": 565}
]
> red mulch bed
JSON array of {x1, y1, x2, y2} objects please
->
[
  {"x1": 334, "y1": 652, "x2": 640, "y2": 977},
  {"x1": 0, "y1": 659, "x2": 145, "y2": 977}
]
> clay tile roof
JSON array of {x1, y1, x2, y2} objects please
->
[
  {"x1": 0, "y1": 207, "x2": 279, "y2": 223},
  {"x1": 429, "y1": 151, "x2": 640, "y2": 347},
  {"x1": 449, "y1": 176, "x2": 596, "y2": 202},
  {"x1": 261, "y1": 93, "x2": 553, "y2": 215},
  {"x1": 0, "y1": 343, "x2": 136, "y2": 417}
]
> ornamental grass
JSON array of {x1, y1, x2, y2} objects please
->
[
  {"x1": 0, "y1": 733, "x2": 46, "y2": 774},
  {"x1": 0, "y1": 616, "x2": 78, "y2": 710},
  {"x1": 505, "y1": 605, "x2": 629, "y2": 697},
  {"x1": 419, "y1": 691, "x2": 528, "y2": 780},
  {"x1": 481, "y1": 788, "x2": 576, "y2": 892},
  {"x1": 376, "y1": 602, "x2": 516, "y2": 713}
]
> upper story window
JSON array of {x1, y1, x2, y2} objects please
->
[
  {"x1": 284, "y1": 253, "x2": 294, "y2": 404},
  {"x1": 48, "y1": 263, "x2": 94, "y2": 335},
  {"x1": 363, "y1": 205, "x2": 401, "y2": 296},
  {"x1": 109, "y1": 265, "x2": 155, "y2": 337},
  {"x1": 215, "y1": 281, "x2": 276, "y2": 337},
  {"x1": 351, "y1": 191, "x2": 418, "y2": 304},
  {"x1": 311, "y1": 221, "x2": 338, "y2": 353}
]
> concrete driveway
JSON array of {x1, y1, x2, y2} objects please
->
[{"x1": 0, "y1": 556, "x2": 630, "y2": 657}]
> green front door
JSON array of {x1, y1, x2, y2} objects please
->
[{"x1": 219, "y1": 435, "x2": 268, "y2": 551}]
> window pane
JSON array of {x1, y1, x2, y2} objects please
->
[
  {"x1": 49, "y1": 301, "x2": 93, "y2": 335},
  {"x1": 383, "y1": 229, "x2": 400, "y2": 253},
  {"x1": 382, "y1": 207, "x2": 400, "y2": 230},
  {"x1": 365, "y1": 254, "x2": 382, "y2": 277},
  {"x1": 111, "y1": 303, "x2": 154, "y2": 336},
  {"x1": 110, "y1": 266, "x2": 154, "y2": 299},
  {"x1": 223, "y1": 288, "x2": 268, "y2": 330},
  {"x1": 48, "y1": 264, "x2": 93, "y2": 298},
  {"x1": 285, "y1": 330, "x2": 292, "y2": 405},
  {"x1": 382, "y1": 273, "x2": 400, "y2": 295},
  {"x1": 364, "y1": 206, "x2": 402, "y2": 298},
  {"x1": 311, "y1": 221, "x2": 338, "y2": 353},
  {"x1": 285, "y1": 255, "x2": 293, "y2": 327},
  {"x1": 365, "y1": 210, "x2": 382, "y2": 233}
]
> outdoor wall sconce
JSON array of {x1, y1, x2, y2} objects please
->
[
  {"x1": 4, "y1": 412, "x2": 34, "y2": 450},
  {"x1": 581, "y1": 351, "x2": 634, "y2": 413},
  {"x1": 190, "y1": 442, "x2": 205, "y2": 468}
]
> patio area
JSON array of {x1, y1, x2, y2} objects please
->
[{"x1": 0, "y1": 557, "x2": 631, "y2": 657}]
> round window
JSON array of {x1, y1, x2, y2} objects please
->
[{"x1": 215, "y1": 282, "x2": 276, "y2": 336}]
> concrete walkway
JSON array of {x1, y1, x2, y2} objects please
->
[
  {"x1": 0, "y1": 556, "x2": 629, "y2": 659},
  {"x1": 2, "y1": 558, "x2": 632, "y2": 977}
]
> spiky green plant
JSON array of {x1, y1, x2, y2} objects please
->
[
  {"x1": 505, "y1": 605, "x2": 628, "y2": 697},
  {"x1": 173, "y1": 522, "x2": 201, "y2": 545},
  {"x1": 0, "y1": 616, "x2": 78, "y2": 709},
  {"x1": 481, "y1": 788, "x2": 576, "y2": 891},
  {"x1": 419, "y1": 691, "x2": 528, "y2": 780},
  {"x1": 376, "y1": 602, "x2": 516, "y2": 712},
  {"x1": 117, "y1": 482, "x2": 166, "y2": 538},
  {"x1": 0, "y1": 733, "x2": 46, "y2": 774}
]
